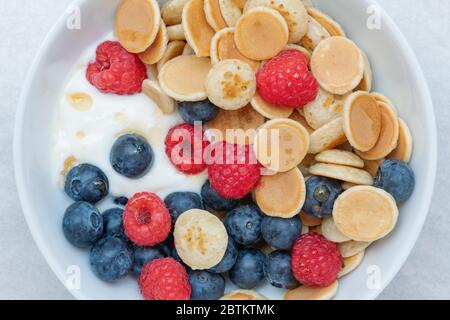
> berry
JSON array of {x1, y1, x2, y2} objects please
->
[
  {"x1": 164, "y1": 192, "x2": 204, "y2": 222},
  {"x1": 158, "y1": 233, "x2": 174, "y2": 257},
  {"x1": 90, "y1": 236, "x2": 132, "y2": 282},
  {"x1": 123, "y1": 192, "x2": 171, "y2": 246},
  {"x1": 207, "y1": 142, "x2": 261, "y2": 199},
  {"x1": 62, "y1": 201, "x2": 103, "y2": 248},
  {"x1": 114, "y1": 196, "x2": 129, "y2": 207},
  {"x1": 264, "y1": 250, "x2": 299, "y2": 289},
  {"x1": 178, "y1": 100, "x2": 219, "y2": 125},
  {"x1": 209, "y1": 237, "x2": 238, "y2": 274},
  {"x1": 65, "y1": 164, "x2": 109, "y2": 204},
  {"x1": 165, "y1": 123, "x2": 210, "y2": 175},
  {"x1": 225, "y1": 205, "x2": 263, "y2": 246},
  {"x1": 189, "y1": 270, "x2": 225, "y2": 300},
  {"x1": 291, "y1": 232, "x2": 342, "y2": 287},
  {"x1": 131, "y1": 245, "x2": 165, "y2": 276},
  {"x1": 261, "y1": 215, "x2": 301, "y2": 250},
  {"x1": 303, "y1": 176, "x2": 343, "y2": 218},
  {"x1": 139, "y1": 257, "x2": 191, "y2": 300},
  {"x1": 374, "y1": 159, "x2": 415, "y2": 203},
  {"x1": 110, "y1": 134, "x2": 154, "y2": 178},
  {"x1": 201, "y1": 180, "x2": 238, "y2": 211},
  {"x1": 230, "y1": 248, "x2": 266, "y2": 289},
  {"x1": 256, "y1": 50, "x2": 318, "y2": 108},
  {"x1": 103, "y1": 208, "x2": 125, "y2": 240},
  {"x1": 86, "y1": 41, "x2": 147, "y2": 95}
]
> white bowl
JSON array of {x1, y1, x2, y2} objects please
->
[{"x1": 14, "y1": 0, "x2": 437, "y2": 300}]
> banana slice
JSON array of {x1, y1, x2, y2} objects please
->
[
  {"x1": 221, "y1": 290, "x2": 268, "y2": 300},
  {"x1": 388, "y1": 118, "x2": 413, "y2": 163},
  {"x1": 309, "y1": 163, "x2": 373, "y2": 185},
  {"x1": 307, "y1": 8, "x2": 346, "y2": 37},
  {"x1": 183, "y1": 0, "x2": 215, "y2": 57},
  {"x1": 315, "y1": 149, "x2": 364, "y2": 168},
  {"x1": 156, "y1": 40, "x2": 186, "y2": 71},
  {"x1": 321, "y1": 217, "x2": 350, "y2": 243},
  {"x1": 219, "y1": 0, "x2": 242, "y2": 27},
  {"x1": 300, "y1": 211, "x2": 322, "y2": 227},
  {"x1": 162, "y1": 0, "x2": 190, "y2": 25},
  {"x1": 142, "y1": 79, "x2": 176, "y2": 114},
  {"x1": 205, "y1": 59, "x2": 256, "y2": 110},
  {"x1": 204, "y1": 0, "x2": 228, "y2": 31},
  {"x1": 300, "y1": 16, "x2": 330, "y2": 51},
  {"x1": 159, "y1": 55, "x2": 212, "y2": 101},
  {"x1": 138, "y1": 21, "x2": 169, "y2": 65},
  {"x1": 355, "y1": 51, "x2": 373, "y2": 92},
  {"x1": 304, "y1": 88, "x2": 344, "y2": 130},
  {"x1": 284, "y1": 281, "x2": 338, "y2": 300},
  {"x1": 244, "y1": 0, "x2": 309, "y2": 43},
  {"x1": 174, "y1": 209, "x2": 228, "y2": 270},
  {"x1": 251, "y1": 93, "x2": 293, "y2": 119},
  {"x1": 235, "y1": 7, "x2": 289, "y2": 61},
  {"x1": 290, "y1": 111, "x2": 315, "y2": 134},
  {"x1": 338, "y1": 240, "x2": 371, "y2": 258},
  {"x1": 308, "y1": 117, "x2": 347, "y2": 154},
  {"x1": 167, "y1": 24, "x2": 186, "y2": 41},
  {"x1": 255, "y1": 167, "x2": 306, "y2": 218},
  {"x1": 333, "y1": 186, "x2": 398, "y2": 242},
  {"x1": 338, "y1": 251, "x2": 365, "y2": 278}
]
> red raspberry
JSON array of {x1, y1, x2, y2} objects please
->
[
  {"x1": 256, "y1": 50, "x2": 318, "y2": 108},
  {"x1": 207, "y1": 141, "x2": 261, "y2": 199},
  {"x1": 165, "y1": 123, "x2": 210, "y2": 175},
  {"x1": 291, "y1": 232, "x2": 342, "y2": 287},
  {"x1": 86, "y1": 41, "x2": 147, "y2": 95},
  {"x1": 123, "y1": 192, "x2": 171, "y2": 246},
  {"x1": 139, "y1": 258, "x2": 191, "y2": 300}
]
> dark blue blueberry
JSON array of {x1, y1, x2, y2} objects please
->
[
  {"x1": 62, "y1": 201, "x2": 103, "y2": 248},
  {"x1": 209, "y1": 238, "x2": 238, "y2": 273},
  {"x1": 90, "y1": 236, "x2": 132, "y2": 282},
  {"x1": 103, "y1": 208, "x2": 125, "y2": 240},
  {"x1": 224, "y1": 205, "x2": 263, "y2": 246},
  {"x1": 164, "y1": 192, "x2": 204, "y2": 222},
  {"x1": 178, "y1": 100, "x2": 219, "y2": 125},
  {"x1": 263, "y1": 250, "x2": 298, "y2": 289},
  {"x1": 110, "y1": 134, "x2": 154, "y2": 178},
  {"x1": 171, "y1": 246, "x2": 182, "y2": 263},
  {"x1": 261, "y1": 215, "x2": 301, "y2": 250},
  {"x1": 303, "y1": 176, "x2": 342, "y2": 218},
  {"x1": 230, "y1": 248, "x2": 266, "y2": 289},
  {"x1": 65, "y1": 164, "x2": 109, "y2": 204},
  {"x1": 201, "y1": 180, "x2": 238, "y2": 212},
  {"x1": 131, "y1": 246, "x2": 165, "y2": 276},
  {"x1": 374, "y1": 159, "x2": 415, "y2": 203},
  {"x1": 189, "y1": 270, "x2": 225, "y2": 300},
  {"x1": 114, "y1": 196, "x2": 129, "y2": 207},
  {"x1": 158, "y1": 233, "x2": 174, "y2": 257}
]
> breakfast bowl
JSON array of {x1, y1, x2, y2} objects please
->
[{"x1": 14, "y1": 0, "x2": 437, "y2": 300}]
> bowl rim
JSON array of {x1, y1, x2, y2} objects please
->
[{"x1": 13, "y1": 0, "x2": 438, "y2": 300}]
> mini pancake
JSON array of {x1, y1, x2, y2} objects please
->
[
  {"x1": 254, "y1": 119, "x2": 310, "y2": 172},
  {"x1": 235, "y1": 7, "x2": 289, "y2": 61},
  {"x1": 156, "y1": 40, "x2": 186, "y2": 71},
  {"x1": 315, "y1": 149, "x2": 364, "y2": 168},
  {"x1": 343, "y1": 91, "x2": 381, "y2": 152},
  {"x1": 207, "y1": 104, "x2": 265, "y2": 145},
  {"x1": 251, "y1": 92, "x2": 293, "y2": 119},
  {"x1": 341, "y1": 181, "x2": 357, "y2": 190},
  {"x1": 307, "y1": 8, "x2": 346, "y2": 37},
  {"x1": 311, "y1": 37, "x2": 364, "y2": 95},
  {"x1": 355, "y1": 102, "x2": 399, "y2": 160},
  {"x1": 115, "y1": 0, "x2": 161, "y2": 53},
  {"x1": 321, "y1": 217, "x2": 350, "y2": 243},
  {"x1": 290, "y1": 111, "x2": 315, "y2": 134},
  {"x1": 339, "y1": 241, "x2": 371, "y2": 258},
  {"x1": 138, "y1": 21, "x2": 169, "y2": 65},
  {"x1": 142, "y1": 79, "x2": 176, "y2": 114},
  {"x1": 336, "y1": 141, "x2": 353, "y2": 152},
  {"x1": 308, "y1": 117, "x2": 348, "y2": 154},
  {"x1": 388, "y1": 118, "x2": 413, "y2": 162},
  {"x1": 219, "y1": 0, "x2": 242, "y2": 27},
  {"x1": 244, "y1": 0, "x2": 309, "y2": 43},
  {"x1": 210, "y1": 28, "x2": 260, "y2": 71},
  {"x1": 204, "y1": 0, "x2": 228, "y2": 31},
  {"x1": 174, "y1": 209, "x2": 228, "y2": 270},
  {"x1": 182, "y1": 0, "x2": 216, "y2": 57},
  {"x1": 301, "y1": 0, "x2": 314, "y2": 8},
  {"x1": 333, "y1": 186, "x2": 398, "y2": 242},
  {"x1": 285, "y1": 44, "x2": 311, "y2": 61},
  {"x1": 309, "y1": 163, "x2": 373, "y2": 185},
  {"x1": 363, "y1": 158, "x2": 384, "y2": 177},
  {"x1": 284, "y1": 281, "x2": 338, "y2": 300},
  {"x1": 255, "y1": 167, "x2": 306, "y2": 218},
  {"x1": 221, "y1": 290, "x2": 268, "y2": 300},
  {"x1": 338, "y1": 251, "x2": 365, "y2": 278},
  {"x1": 232, "y1": 0, "x2": 247, "y2": 9},
  {"x1": 300, "y1": 212, "x2": 322, "y2": 227},
  {"x1": 304, "y1": 88, "x2": 344, "y2": 130},
  {"x1": 182, "y1": 43, "x2": 195, "y2": 55},
  {"x1": 159, "y1": 55, "x2": 212, "y2": 101},
  {"x1": 146, "y1": 64, "x2": 158, "y2": 81},
  {"x1": 161, "y1": 0, "x2": 190, "y2": 25},
  {"x1": 167, "y1": 24, "x2": 186, "y2": 40},
  {"x1": 371, "y1": 92, "x2": 398, "y2": 115},
  {"x1": 355, "y1": 51, "x2": 373, "y2": 92},
  {"x1": 205, "y1": 59, "x2": 256, "y2": 110},
  {"x1": 300, "y1": 16, "x2": 330, "y2": 51}
]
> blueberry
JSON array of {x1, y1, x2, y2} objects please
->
[
  {"x1": 230, "y1": 248, "x2": 266, "y2": 289},
  {"x1": 374, "y1": 159, "x2": 415, "y2": 203},
  {"x1": 114, "y1": 196, "x2": 129, "y2": 207},
  {"x1": 158, "y1": 233, "x2": 174, "y2": 257},
  {"x1": 225, "y1": 205, "x2": 263, "y2": 246},
  {"x1": 178, "y1": 100, "x2": 219, "y2": 125},
  {"x1": 261, "y1": 215, "x2": 301, "y2": 250},
  {"x1": 65, "y1": 164, "x2": 109, "y2": 204},
  {"x1": 209, "y1": 238, "x2": 238, "y2": 273},
  {"x1": 264, "y1": 250, "x2": 298, "y2": 289},
  {"x1": 110, "y1": 134, "x2": 154, "y2": 178},
  {"x1": 303, "y1": 176, "x2": 342, "y2": 218},
  {"x1": 164, "y1": 192, "x2": 204, "y2": 222},
  {"x1": 103, "y1": 208, "x2": 125, "y2": 239},
  {"x1": 62, "y1": 201, "x2": 103, "y2": 248},
  {"x1": 201, "y1": 180, "x2": 238, "y2": 212},
  {"x1": 189, "y1": 270, "x2": 225, "y2": 300},
  {"x1": 90, "y1": 236, "x2": 132, "y2": 282},
  {"x1": 131, "y1": 246, "x2": 165, "y2": 276}
]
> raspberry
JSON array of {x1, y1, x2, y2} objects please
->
[
  {"x1": 291, "y1": 232, "x2": 342, "y2": 287},
  {"x1": 86, "y1": 41, "x2": 147, "y2": 95},
  {"x1": 165, "y1": 123, "x2": 210, "y2": 175},
  {"x1": 123, "y1": 192, "x2": 171, "y2": 246},
  {"x1": 139, "y1": 258, "x2": 191, "y2": 300},
  {"x1": 256, "y1": 50, "x2": 319, "y2": 108},
  {"x1": 207, "y1": 142, "x2": 261, "y2": 199}
]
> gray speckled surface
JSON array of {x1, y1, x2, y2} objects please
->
[{"x1": 0, "y1": 0, "x2": 448, "y2": 299}]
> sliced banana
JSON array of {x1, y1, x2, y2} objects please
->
[
  {"x1": 300, "y1": 16, "x2": 330, "y2": 51},
  {"x1": 174, "y1": 209, "x2": 228, "y2": 270},
  {"x1": 162, "y1": 0, "x2": 190, "y2": 25},
  {"x1": 142, "y1": 79, "x2": 176, "y2": 114},
  {"x1": 182, "y1": 0, "x2": 215, "y2": 56},
  {"x1": 355, "y1": 51, "x2": 373, "y2": 92},
  {"x1": 315, "y1": 149, "x2": 364, "y2": 168},
  {"x1": 284, "y1": 281, "x2": 338, "y2": 300},
  {"x1": 309, "y1": 163, "x2": 373, "y2": 185},
  {"x1": 204, "y1": 0, "x2": 228, "y2": 31},
  {"x1": 304, "y1": 88, "x2": 344, "y2": 130},
  {"x1": 219, "y1": 0, "x2": 242, "y2": 27},
  {"x1": 300, "y1": 211, "x2": 322, "y2": 227},
  {"x1": 250, "y1": 93, "x2": 293, "y2": 119},
  {"x1": 308, "y1": 117, "x2": 348, "y2": 154},
  {"x1": 338, "y1": 251, "x2": 365, "y2": 278},
  {"x1": 156, "y1": 40, "x2": 186, "y2": 71},
  {"x1": 307, "y1": 8, "x2": 346, "y2": 37},
  {"x1": 138, "y1": 21, "x2": 169, "y2": 65},
  {"x1": 388, "y1": 118, "x2": 413, "y2": 163},
  {"x1": 321, "y1": 217, "x2": 350, "y2": 243},
  {"x1": 338, "y1": 240, "x2": 371, "y2": 258},
  {"x1": 363, "y1": 158, "x2": 384, "y2": 177},
  {"x1": 221, "y1": 290, "x2": 268, "y2": 300}
]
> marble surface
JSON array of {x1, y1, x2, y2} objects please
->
[{"x1": 0, "y1": 0, "x2": 449, "y2": 300}]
